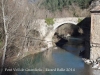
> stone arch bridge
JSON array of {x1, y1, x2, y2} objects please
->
[{"x1": 33, "y1": 17, "x2": 84, "y2": 47}]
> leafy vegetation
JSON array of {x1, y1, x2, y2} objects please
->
[
  {"x1": 45, "y1": 18, "x2": 54, "y2": 25},
  {"x1": 42, "y1": 0, "x2": 92, "y2": 12},
  {"x1": 77, "y1": 0, "x2": 92, "y2": 9},
  {"x1": 78, "y1": 18, "x2": 83, "y2": 23}
]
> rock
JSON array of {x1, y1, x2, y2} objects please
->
[
  {"x1": 98, "y1": 66, "x2": 100, "y2": 69},
  {"x1": 53, "y1": 47, "x2": 58, "y2": 49},
  {"x1": 65, "y1": 34, "x2": 71, "y2": 38},
  {"x1": 92, "y1": 62, "x2": 99, "y2": 69},
  {"x1": 96, "y1": 57, "x2": 100, "y2": 63},
  {"x1": 92, "y1": 58, "x2": 100, "y2": 69},
  {"x1": 82, "y1": 58, "x2": 93, "y2": 65},
  {"x1": 41, "y1": 47, "x2": 47, "y2": 51},
  {"x1": 81, "y1": 58, "x2": 100, "y2": 69}
]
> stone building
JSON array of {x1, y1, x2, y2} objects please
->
[{"x1": 90, "y1": 5, "x2": 100, "y2": 60}]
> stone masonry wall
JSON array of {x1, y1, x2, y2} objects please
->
[{"x1": 90, "y1": 13, "x2": 100, "y2": 60}]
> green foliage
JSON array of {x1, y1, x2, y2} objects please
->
[
  {"x1": 42, "y1": 0, "x2": 70, "y2": 11},
  {"x1": 76, "y1": 0, "x2": 91, "y2": 9},
  {"x1": 78, "y1": 18, "x2": 83, "y2": 23},
  {"x1": 45, "y1": 18, "x2": 54, "y2": 25},
  {"x1": 42, "y1": 0, "x2": 92, "y2": 12}
]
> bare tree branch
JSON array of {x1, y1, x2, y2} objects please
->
[
  {"x1": 6, "y1": 10, "x2": 19, "y2": 30},
  {"x1": 1, "y1": 0, "x2": 8, "y2": 73}
]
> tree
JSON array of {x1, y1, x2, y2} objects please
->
[
  {"x1": 41, "y1": 0, "x2": 92, "y2": 12},
  {"x1": 1, "y1": 0, "x2": 8, "y2": 69},
  {"x1": 0, "y1": 0, "x2": 8, "y2": 74},
  {"x1": 73, "y1": 0, "x2": 92, "y2": 9},
  {"x1": 0, "y1": 1, "x2": 45, "y2": 73},
  {"x1": 0, "y1": 0, "x2": 30, "y2": 73}
]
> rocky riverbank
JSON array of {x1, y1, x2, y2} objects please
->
[
  {"x1": 82, "y1": 58, "x2": 100, "y2": 75},
  {"x1": 82, "y1": 57, "x2": 100, "y2": 70},
  {"x1": 93, "y1": 70, "x2": 100, "y2": 75}
]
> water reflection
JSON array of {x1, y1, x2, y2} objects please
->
[{"x1": 62, "y1": 37, "x2": 85, "y2": 57}]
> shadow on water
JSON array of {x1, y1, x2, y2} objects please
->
[
  {"x1": 54, "y1": 32, "x2": 68, "y2": 48},
  {"x1": 56, "y1": 38, "x2": 68, "y2": 48},
  {"x1": 77, "y1": 17, "x2": 91, "y2": 59}
]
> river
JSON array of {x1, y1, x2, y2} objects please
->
[
  {"x1": 2, "y1": 36, "x2": 92, "y2": 75},
  {"x1": 13, "y1": 37, "x2": 93, "y2": 75}
]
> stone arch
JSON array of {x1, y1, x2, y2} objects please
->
[
  {"x1": 53, "y1": 21, "x2": 77, "y2": 30},
  {"x1": 45, "y1": 22, "x2": 83, "y2": 48},
  {"x1": 52, "y1": 23, "x2": 83, "y2": 47}
]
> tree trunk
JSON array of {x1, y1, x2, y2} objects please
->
[{"x1": 1, "y1": 0, "x2": 8, "y2": 69}]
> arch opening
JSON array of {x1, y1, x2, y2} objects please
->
[{"x1": 52, "y1": 23, "x2": 85, "y2": 57}]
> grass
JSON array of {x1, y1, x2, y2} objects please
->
[{"x1": 45, "y1": 18, "x2": 54, "y2": 25}]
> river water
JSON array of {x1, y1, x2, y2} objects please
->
[{"x1": 12, "y1": 37, "x2": 94, "y2": 75}]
